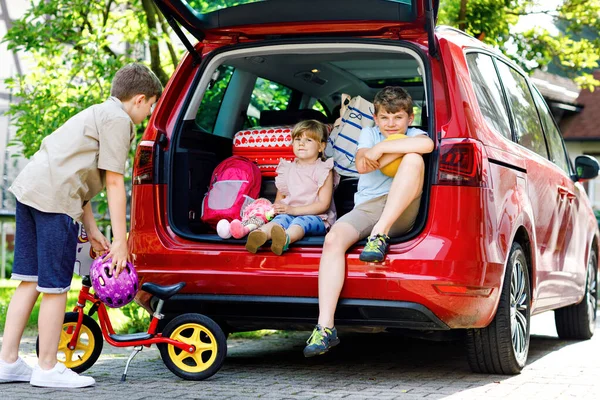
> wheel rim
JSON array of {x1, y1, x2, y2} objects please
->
[
  {"x1": 58, "y1": 322, "x2": 96, "y2": 368},
  {"x1": 510, "y1": 258, "x2": 528, "y2": 364},
  {"x1": 167, "y1": 323, "x2": 218, "y2": 373},
  {"x1": 586, "y1": 258, "x2": 597, "y2": 333}
]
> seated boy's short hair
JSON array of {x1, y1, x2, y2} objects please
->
[
  {"x1": 374, "y1": 86, "x2": 413, "y2": 116},
  {"x1": 110, "y1": 63, "x2": 163, "y2": 101}
]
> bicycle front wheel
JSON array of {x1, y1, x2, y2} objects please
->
[{"x1": 158, "y1": 313, "x2": 227, "y2": 380}]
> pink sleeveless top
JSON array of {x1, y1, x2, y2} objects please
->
[{"x1": 275, "y1": 158, "x2": 340, "y2": 227}]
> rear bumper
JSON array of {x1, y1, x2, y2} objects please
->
[
  {"x1": 132, "y1": 185, "x2": 507, "y2": 331},
  {"x1": 135, "y1": 256, "x2": 505, "y2": 330},
  {"x1": 156, "y1": 294, "x2": 450, "y2": 331}
]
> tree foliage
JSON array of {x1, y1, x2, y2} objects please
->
[
  {"x1": 438, "y1": 0, "x2": 600, "y2": 88},
  {"x1": 3, "y1": 0, "x2": 182, "y2": 159},
  {"x1": 6, "y1": 0, "x2": 599, "y2": 160},
  {"x1": 3, "y1": 0, "x2": 600, "y2": 217},
  {"x1": 3, "y1": 0, "x2": 190, "y2": 217}
]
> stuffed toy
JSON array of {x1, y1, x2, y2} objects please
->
[{"x1": 217, "y1": 198, "x2": 275, "y2": 239}]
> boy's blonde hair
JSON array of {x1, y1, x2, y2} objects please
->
[
  {"x1": 373, "y1": 86, "x2": 413, "y2": 116},
  {"x1": 291, "y1": 119, "x2": 329, "y2": 161},
  {"x1": 110, "y1": 63, "x2": 163, "y2": 101}
]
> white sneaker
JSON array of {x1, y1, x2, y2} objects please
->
[
  {"x1": 30, "y1": 363, "x2": 95, "y2": 388},
  {"x1": 0, "y1": 357, "x2": 33, "y2": 382}
]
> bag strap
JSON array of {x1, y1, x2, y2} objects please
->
[{"x1": 333, "y1": 93, "x2": 352, "y2": 127}]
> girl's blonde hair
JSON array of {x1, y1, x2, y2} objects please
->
[{"x1": 291, "y1": 119, "x2": 329, "y2": 161}]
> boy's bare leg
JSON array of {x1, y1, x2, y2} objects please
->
[
  {"x1": 317, "y1": 222, "x2": 360, "y2": 328},
  {"x1": 37, "y1": 292, "x2": 68, "y2": 369},
  {"x1": 0, "y1": 281, "x2": 39, "y2": 363},
  {"x1": 371, "y1": 153, "x2": 424, "y2": 236}
]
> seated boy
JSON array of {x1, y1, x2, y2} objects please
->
[{"x1": 303, "y1": 86, "x2": 434, "y2": 357}]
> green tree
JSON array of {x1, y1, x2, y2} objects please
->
[
  {"x1": 3, "y1": 0, "x2": 185, "y2": 217},
  {"x1": 2, "y1": 0, "x2": 257, "y2": 157},
  {"x1": 4, "y1": 0, "x2": 182, "y2": 158},
  {"x1": 439, "y1": 0, "x2": 600, "y2": 88}
]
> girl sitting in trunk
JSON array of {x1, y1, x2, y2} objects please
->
[{"x1": 245, "y1": 119, "x2": 338, "y2": 255}]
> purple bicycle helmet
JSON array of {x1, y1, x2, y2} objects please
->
[{"x1": 90, "y1": 258, "x2": 139, "y2": 308}]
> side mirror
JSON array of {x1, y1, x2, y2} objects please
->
[{"x1": 574, "y1": 155, "x2": 600, "y2": 181}]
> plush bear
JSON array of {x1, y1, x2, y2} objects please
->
[{"x1": 217, "y1": 198, "x2": 275, "y2": 239}]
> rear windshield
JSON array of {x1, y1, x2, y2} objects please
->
[
  {"x1": 191, "y1": 0, "x2": 413, "y2": 14},
  {"x1": 189, "y1": 0, "x2": 262, "y2": 13}
]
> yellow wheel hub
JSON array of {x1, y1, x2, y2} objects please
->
[
  {"x1": 167, "y1": 323, "x2": 218, "y2": 372},
  {"x1": 57, "y1": 322, "x2": 95, "y2": 368}
]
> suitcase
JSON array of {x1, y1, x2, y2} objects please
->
[{"x1": 232, "y1": 126, "x2": 294, "y2": 177}]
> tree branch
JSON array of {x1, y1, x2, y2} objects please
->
[
  {"x1": 459, "y1": 0, "x2": 467, "y2": 32},
  {"x1": 103, "y1": 0, "x2": 115, "y2": 27},
  {"x1": 155, "y1": 3, "x2": 179, "y2": 68},
  {"x1": 504, "y1": 9, "x2": 558, "y2": 17},
  {"x1": 141, "y1": 0, "x2": 169, "y2": 85}
]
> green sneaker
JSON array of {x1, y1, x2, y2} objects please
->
[
  {"x1": 303, "y1": 325, "x2": 340, "y2": 358},
  {"x1": 359, "y1": 234, "x2": 390, "y2": 262}
]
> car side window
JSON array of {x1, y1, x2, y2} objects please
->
[
  {"x1": 531, "y1": 88, "x2": 571, "y2": 174},
  {"x1": 496, "y1": 62, "x2": 548, "y2": 159},
  {"x1": 195, "y1": 65, "x2": 235, "y2": 133},
  {"x1": 245, "y1": 78, "x2": 293, "y2": 127},
  {"x1": 466, "y1": 53, "x2": 512, "y2": 140},
  {"x1": 312, "y1": 100, "x2": 328, "y2": 115}
]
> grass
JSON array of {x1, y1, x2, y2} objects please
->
[
  {"x1": 230, "y1": 330, "x2": 286, "y2": 339},
  {"x1": 0, "y1": 277, "x2": 133, "y2": 336}
]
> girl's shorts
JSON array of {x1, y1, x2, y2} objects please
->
[
  {"x1": 271, "y1": 214, "x2": 327, "y2": 236},
  {"x1": 12, "y1": 201, "x2": 79, "y2": 294}
]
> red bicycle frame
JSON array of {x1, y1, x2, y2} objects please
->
[{"x1": 67, "y1": 285, "x2": 194, "y2": 353}]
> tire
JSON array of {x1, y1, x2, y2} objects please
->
[
  {"x1": 555, "y1": 250, "x2": 597, "y2": 340},
  {"x1": 466, "y1": 242, "x2": 531, "y2": 374},
  {"x1": 158, "y1": 313, "x2": 227, "y2": 381},
  {"x1": 36, "y1": 312, "x2": 103, "y2": 373}
]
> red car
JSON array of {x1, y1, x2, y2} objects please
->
[{"x1": 132, "y1": 0, "x2": 600, "y2": 374}]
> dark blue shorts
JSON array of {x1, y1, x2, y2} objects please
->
[
  {"x1": 12, "y1": 201, "x2": 79, "y2": 294},
  {"x1": 271, "y1": 214, "x2": 327, "y2": 236}
]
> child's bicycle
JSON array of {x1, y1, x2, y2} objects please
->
[{"x1": 36, "y1": 276, "x2": 227, "y2": 381}]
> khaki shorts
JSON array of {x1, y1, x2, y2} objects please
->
[{"x1": 337, "y1": 193, "x2": 422, "y2": 239}]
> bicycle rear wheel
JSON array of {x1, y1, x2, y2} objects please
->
[{"x1": 36, "y1": 312, "x2": 103, "y2": 373}]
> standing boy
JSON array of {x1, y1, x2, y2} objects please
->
[
  {"x1": 0, "y1": 63, "x2": 162, "y2": 387},
  {"x1": 304, "y1": 86, "x2": 434, "y2": 357}
]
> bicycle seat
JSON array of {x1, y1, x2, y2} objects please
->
[{"x1": 142, "y1": 282, "x2": 186, "y2": 300}]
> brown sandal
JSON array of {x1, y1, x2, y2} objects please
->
[
  {"x1": 270, "y1": 224, "x2": 290, "y2": 255},
  {"x1": 246, "y1": 230, "x2": 268, "y2": 253}
]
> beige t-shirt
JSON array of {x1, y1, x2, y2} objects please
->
[{"x1": 9, "y1": 97, "x2": 135, "y2": 222}]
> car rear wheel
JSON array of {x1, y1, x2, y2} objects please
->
[
  {"x1": 466, "y1": 242, "x2": 530, "y2": 374},
  {"x1": 555, "y1": 249, "x2": 597, "y2": 340}
]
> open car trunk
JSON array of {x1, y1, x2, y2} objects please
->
[{"x1": 165, "y1": 41, "x2": 434, "y2": 245}]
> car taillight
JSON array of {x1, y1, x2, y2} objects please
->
[
  {"x1": 133, "y1": 141, "x2": 155, "y2": 185},
  {"x1": 436, "y1": 139, "x2": 488, "y2": 187}
]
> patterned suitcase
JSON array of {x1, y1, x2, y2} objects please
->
[{"x1": 232, "y1": 126, "x2": 294, "y2": 177}]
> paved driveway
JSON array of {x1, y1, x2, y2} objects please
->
[{"x1": 1, "y1": 312, "x2": 599, "y2": 399}]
